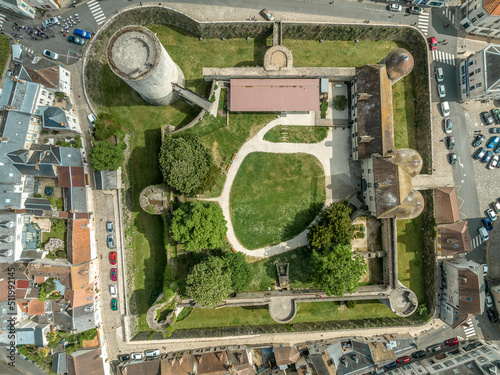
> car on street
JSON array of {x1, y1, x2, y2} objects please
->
[
  {"x1": 493, "y1": 202, "x2": 500, "y2": 214},
  {"x1": 106, "y1": 220, "x2": 114, "y2": 234},
  {"x1": 475, "y1": 147, "x2": 487, "y2": 160},
  {"x1": 495, "y1": 143, "x2": 500, "y2": 154},
  {"x1": 385, "y1": 361, "x2": 397, "y2": 369},
  {"x1": 449, "y1": 153, "x2": 457, "y2": 165},
  {"x1": 260, "y1": 9, "x2": 274, "y2": 21},
  {"x1": 145, "y1": 349, "x2": 160, "y2": 358},
  {"x1": 428, "y1": 37, "x2": 437, "y2": 50},
  {"x1": 482, "y1": 217, "x2": 493, "y2": 231},
  {"x1": 67, "y1": 35, "x2": 85, "y2": 45},
  {"x1": 486, "y1": 292, "x2": 493, "y2": 308},
  {"x1": 487, "y1": 309, "x2": 498, "y2": 323},
  {"x1": 438, "y1": 84, "x2": 446, "y2": 98},
  {"x1": 490, "y1": 127, "x2": 500, "y2": 134},
  {"x1": 483, "y1": 150, "x2": 493, "y2": 163},
  {"x1": 444, "y1": 118, "x2": 452, "y2": 133},
  {"x1": 435, "y1": 67, "x2": 444, "y2": 82},
  {"x1": 118, "y1": 354, "x2": 130, "y2": 361},
  {"x1": 445, "y1": 338, "x2": 459, "y2": 346},
  {"x1": 389, "y1": 3, "x2": 402, "y2": 11},
  {"x1": 111, "y1": 298, "x2": 118, "y2": 311},
  {"x1": 131, "y1": 352, "x2": 144, "y2": 360},
  {"x1": 483, "y1": 264, "x2": 488, "y2": 277},
  {"x1": 43, "y1": 49, "x2": 59, "y2": 60},
  {"x1": 88, "y1": 113, "x2": 96, "y2": 127},
  {"x1": 493, "y1": 108, "x2": 500, "y2": 124},
  {"x1": 74, "y1": 28, "x2": 92, "y2": 39},
  {"x1": 487, "y1": 136, "x2": 500, "y2": 148},
  {"x1": 42, "y1": 17, "x2": 59, "y2": 28},
  {"x1": 482, "y1": 111, "x2": 494, "y2": 125},
  {"x1": 486, "y1": 208, "x2": 497, "y2": 221},
  {"x1": 473, "y1": 134, "x2": 485, "y2": 147},
  {"x1": 107, "y1": 235, "x2": 115, "y2": 249},
  {"x1": 479, "y1": 226, "x2": 490, "y2": 241},
  {"x1": 488, "y1": 155, "x2": 499, "y2": 169},
  {"x1": 397, "y1": 356, "x2": 411, "y2": 365},
  {"x1": 409, "y1": 5, "x2": 423, "y2": 14},
  {"x1": 412, "y1": 350, "x2": 426, "y2": 359},
  {"x1": 109, "y1": 251, "x2": 117, "y2": 265},
  {"x1": 110, "y1": 268, "x2": 117, "y2": 281},
  {"x1": 446, "y1": 136, "x2": 455, "y2": 150},
  {"x1": 427, "y1": 344, "x2": 441, "y2": 353},
  {"x1": 441, "y1": 101, "x2": 450, "y2": 116},
  {"x1": 110, "y1": 284, "x2": 118, "y2": 297}
]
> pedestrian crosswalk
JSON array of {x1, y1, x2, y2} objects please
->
[
  {"x1": 418, "y1": 12, "x2": 430, "y2": 35},
  {"x1": 470, "y1": 234, "x2": 484, "y2": 249},
  {"x1": 442, "y1": 8, "x2": 455, "y2": 24},
  {"x1": 463, "y1": 318, "x2": 477, "y2": 338},
  {"x1": 432, "y1": 50, "x2": 456, "y2": 66},
  {"x1": 88, "y1": 0, "x2": 106, "y2": 25}
]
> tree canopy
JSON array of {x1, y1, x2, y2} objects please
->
[
  {"x1": 170, "y1": 201, "x2": 227, "y2": 251},
  {"x1": 223, "y1": 252, "x2": 253, "y2": 292},
  {"x1": 307, "y1": 202, "x2": 354, "y2": 248},
  {"x1": 89, "y1": 141, "x2": 124, "y2": 171},
  {"x1": 310, "y1": 244, "x2": 367, "y2": 297},
  {"x1": 186, "y1": 256, "x2": 232, "y2": 307},
  {"x1": 159, "y1": 135, "x2": 214, "y2": 194},
  {"x1": 94, "y1": 113, "x2": 121, "y2": 140}
]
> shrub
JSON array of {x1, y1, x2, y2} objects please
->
[{"x1": 333, "y1": 95, "x2": 347, "y2": 111}]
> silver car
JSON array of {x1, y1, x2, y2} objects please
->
[{"x1": 438, "y1": 84, "x2": 446, "y2": 98}]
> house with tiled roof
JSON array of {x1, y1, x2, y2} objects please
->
[
  {"x1": 67, "y1": 347, "x2": 105, "y2": 375},
  {"x1": 460, "y1": 0, "x2": 500, "y2": 38},
  {"x1": 67, "y1": 219, "x2": 94, "y2": 265}
]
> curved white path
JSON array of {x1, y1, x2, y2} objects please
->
[{"x1": 206, "y1": 113, "x2": 357, "y2": 258}]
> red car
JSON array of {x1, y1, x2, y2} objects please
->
[
  {"x1": 110, "y1": 268, "x2": 117, "y2": 281},
  {"x1": 397, "y1": 356, "x2": 411, "y2": 365},
  {"x1": 109, "y1": 251, "x2": 117, "y2": 265},
  {"x1": 428, "y1": 37, "x2": 437, "y2": 50},
  {"x1": 445, "y1": 338, "x2": 459, "y2": 346}
]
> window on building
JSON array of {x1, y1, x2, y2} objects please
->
[
  {"x1": 471, "y1": 85, "x2": 475, "y2": 90},
  {"x1": 477, "y1": 12, "x2": 485, "y2": 18},
  {"x1": 368, "y1": 169, "x2": 371, "y2": 173},
  {"x1": 477, "y1": 82, "x2": 482, "y2": 88},
  {"x1": 466, "y1": 297, "x2": 471, "y2": 301},
  {"x1": 476, "y1": 68, "x2": 481, "y2": 73},
  {"x1": 471, "y1": 17, "x2": 477, "y2": 22},
  {"x1": 470, "y1": 72, "x2": 474, "y2": 77}
]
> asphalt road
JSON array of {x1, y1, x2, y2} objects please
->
[{"x1": 0, "y1": 347, "x2": 47, "y2": 375}]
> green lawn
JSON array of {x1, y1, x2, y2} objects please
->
[
  {"x1": 41, "y1": 219, "x2": 66, "y2": 246},
  {"x1": 230, "y1": 153, "x2": 325, "y2": 249},
  {"x1": 397, "y1": 218, "x2": 425, "y2": 302},
  {"x1": 263, "y1": 126, "x2": 329, "y2": 143},
  {"x1": 392, "y1": 75, "x2": 417, "y2": 149},
  {"x1": 173, "y1": 301, "x2": 395, "y2": 329}
]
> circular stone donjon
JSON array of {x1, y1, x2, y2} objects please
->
[
  {"x1": 107, "y1": 25, "x2": 185, "y2": 106},
  {"x1": 384, "y1": 48, "x2": 414, "y2": 82}
]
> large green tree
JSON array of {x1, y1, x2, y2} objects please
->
[
  {"x1": 311, "y1": 244, "x2": 367, "y2": 297},
  {"x1": 170, "y1": 201, "x2": 227, "y2": 251},
  {"x1": 186, "y1": 256, "x2": 232, "y2": 307},
  {"x1": 307, "y1": 202, "x2": 354, "y2": 248},
  {"x1": 223, "y1": 252, "x2": 253, "y2": 292},
  {"x1": 94, "y1": 113, "x2": 121, "y2": 140},
  {"x1": 89, "y1": 141, "x2": 124, "y2": 171},
  {"x1": 159, "y1": 135, "x2": 214, "y2": 194}
]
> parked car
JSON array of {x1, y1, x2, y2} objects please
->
[
  {"x1": 397, "y1": 356, "x2": 411, "y2": 365},
  {"x1": 88, "y1": 113, "x2": 96, "y2": 127},
  {"x1": 110, "y1": 284, "x2": 118, "y2": 297},
  {"x1": 43, "y1": 49, "x2": 59, "y2": 60},
  {"x1": 412, "y1": 350, "x2": 426, "y2": 359},
  {"x1": 260, "y1": 9, "x2": 274, "y2": 21},
  {"x1": 427, "y1": 344, "x2": 441, "y2": 353},
  {"x1": 475, "y1": 147, "x2": 487, "y2": 160},
  {"x1": 493, "y1": 108, "x2": 500, "y2": 124},
  {"x1": 445, "y1": 338, "x2": 459, "y2": 346},
  {"x1": 473, "y1": 134, "x2": 485, "y2": 147},
  {"x1": 444, "y1": 118, "x2": 452, "y2": 133},
  {"x1": 409, "y1": 5, "x2": 423, "y2": 14},
  {"x1": 490, "y1": 127, "x2": 500, "y2": 134},
  {"x1": 131, "y1": 352, "x2": 144, "y2": 360},
  {"x1": 106, "y1": 220, "x2": 114, "y2": 234},
  {"x1": 68, "y1": 35, "x2": 85, "y2": 45},
  {"x1": 486, "y1": 292, "x2": 493, "y2": 308},
  {"x1": 435, "y1": 67, "x2": 444, "y2": 83},
  {"x1": 107, "y1": 235, "x2": 115, "y2": 249},
  {"x1": 449, "y1": 153, "x2": 457, "y2": 165},
  {"x1": 488, "y1": 155, "x2": 499, "y2": 169},
  {"x1": 487, "y1": 208, "x2": 497, "y2": 221},
  {"x1": 145, "y1": 349, "x2": 160, "y2": 358},
  {"x1": 493, "y1": 202, "x2": 500, "y2": 214},
  {"x1": 483, "y1": 150, "x2": 493, "y2": 163},
  {"x1": 479, "y1": 226, "x2": 490, "y2": 241},
  {"x1": 482, "y1": 111, "x2": 494, "y2": 125},
  {"x1": 446, "y1": 136, "x2": 455, "y2": 150},
  {"x1": 118, "y1": 354, "x2": 130, "y2": 361},
  {"x1": 385, "y1": 361, "x2": 397, "y2": 369},
  {"x1": 428, "y1": 37, "x2": 437, "y2": 50},
  {"x1": 482, "y1": 217, "x2": 493, "y2": 231},
  {"x1": 74, "y1": 28, "x2": 92, "y2": 39},
  {"x1": 109, "y1": 251, "x2": 117, "y2": 265},
  {"x1": 438, "y1": 84, "x2": 446, "y2": 98},
  {"x1": 495, "y1": 143, "x2": 500, "y2": 154},
  {"x1": 110, "y1": 268, "x2": 118, "y2": 281},
  {"x1": 42, "y1": 17, "x2": 59, "y2": 28},
  {"x1": 111, "y1": 298, "x2": 118, "y2": 311},
  {"x1": 487, "y1": 309, "x2": 498, "y2": 323},
  {"x1": 389, "y1": 3, "x2": 402, "y2": 11},
  {"x1": 488, "y1": 136, "x2": 500, "y2": 149},
  {"x1": 483, "y1": 264, "x2": 488, "y2": 277},
  {"x1": 441, "y1": 101, "x2": 450, "y2": 116}
]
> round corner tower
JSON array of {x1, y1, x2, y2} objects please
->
[{"x1": 107, "y1": 25, "x2": 185, "y2": 106}]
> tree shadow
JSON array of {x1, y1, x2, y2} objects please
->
[{"x1": 281, "y1": 202, "x2": 324, "y2": 241}]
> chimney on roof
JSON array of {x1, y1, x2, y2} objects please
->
[
  {"x1": 352, "y1": 353, "x2": 359, "y2": 364},
  {"x1": 34, "y1": 164, "x2": 39, "y2": 170},
  {"x1": 358, "y1": 93, "x2": 372, "y2": 101},
  {"x1": 358, "y1": 135, "x2": 374, "y2": 143},
  {"x1": 341, "y1": 357, "x2": 348, "y2": 367},
  {"x1": 60, "y1": 122, "x2": 67, "y2": 127}
]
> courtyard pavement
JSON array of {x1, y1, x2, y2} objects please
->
[{"x1": 205, "y1": 113, "x2": 358, "y2": 258}]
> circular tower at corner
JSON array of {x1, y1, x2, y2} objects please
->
[{"x1": 107, "y1": 25, "x2": 185, "y2": 106}]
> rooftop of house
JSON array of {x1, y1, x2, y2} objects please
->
[
  {"x1": 68, "y1": 348, "x2": 105, "y2": 375},
  {"x1": 58, "y1": 166, "x2": 86, "y2": 188},
  {"x1": 93, "y1": 169, "x2": 121, "y2": 190},
  {"x1": 484, "y1": 44, "x2": 500, "y2": 92},
  {"x1": 63, "y1": 187, "x2": 88, "y2": 213},
  {"x1": 67, "y1": 219, "x2": 91, "y2": 264},
  {"x1": 434, "y1": 187, "x2": 460, "y2": 224},
  {"x1": 439, "y1": 221, "x2": 472, "y2": 255}
]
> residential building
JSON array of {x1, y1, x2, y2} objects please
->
[
  {"x1": 460, "y1": 0, "x2": 500, "y2": 38},
  {"x1": 0, "y1": 0, "x2": 36, "y2": 19},
  {"x1": 459, "y1": 44, "x2": 500, "y2": 101},
  {"x1": 440, "y1": 259, "x2": 485, "y2": 328},
  {"x1": 67, "y1": 347, "x2": 105, "y2": 375},
  {"x1": 16, "y1": 320, "x2": 50, "y2": 346}
]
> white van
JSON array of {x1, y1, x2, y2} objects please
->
[
  {"x1": 145, "y1": 349, "x2": 160, "y2": 358},
  {"x1": 441, "y1": 101, "x2": 450, "y2": 116}
]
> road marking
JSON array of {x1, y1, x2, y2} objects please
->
[
  {"x1": 88, "y1": 0, "x2": 106, "y2": 25},
  {"x1": 418, "y1": 13, "x2": 429, "y2": 35},
  {"x1": 432, "y1": 50, "x2": 456, "y2": 66},
  {"x1": 463, "y1": 319, "x2": 476, "y2": 338},
  {"x1": 471, "y1": 235, "x2": 483, "y2": 249},
  {"x1": 442, "y1": 8, "x2": 455, "y2": 24}
]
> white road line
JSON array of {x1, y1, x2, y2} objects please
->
[{"x1": 451, "y1": 14, "x2": 455, "y2": 24}]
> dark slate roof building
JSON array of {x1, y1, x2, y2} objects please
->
[
  {"x1": 37, "y1": 106, "x2": 81, "y2": 133},
  {"x1": 94, "y1": 169, "x2": 121, "y2": 190},
  {"x1": 52, "y1": 352, "x2": 68, "y2": 375}
]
